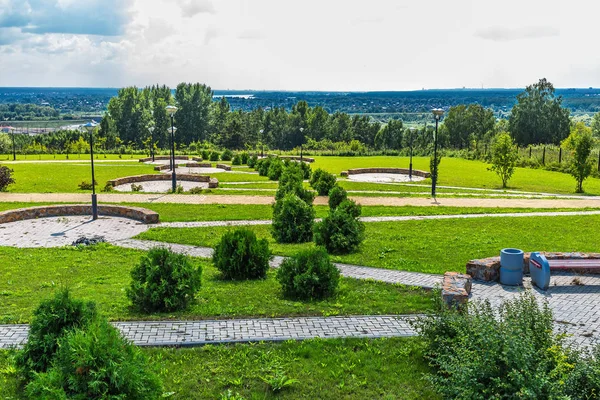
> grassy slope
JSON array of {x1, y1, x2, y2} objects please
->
[
  {"x1": 0, "y1": 245, "x2": 431, "y2": 324},
  {"x1": 0, "y1": 337, "x2": 438, "y2": 399},
  {"x1": 137, "y1": 214, "x2": 600, "y2": 274}
]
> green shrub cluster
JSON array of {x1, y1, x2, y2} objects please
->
[
  {"x1": 276, "y1": 248, "x2": 340, "y2": 300},
  {"x1": 414, "y1": 292, "x2": 600, "y2": 399},
  {"x1": 328, "y1": 185, "x2": 348, "y2": 209},
  {"x1": 240, "y1": 152, "x2": 249, "y2": 164},
  {"x1": 209, "y1": 151, "x2": 220, "y2": 161},
  {"x1": 275, "y1": 163, "x2": 314, "y2": 204},
  {"x1": 255, "y1": 156, "x2": 274, "y2": 176},
  {"x1": 0, "y1": 165, "x2": 15, "y2": 191},
  {"x1": 309, "y1": 168, "x2": 337, "y2": 196},
  {"x1": 221, "y1": 149, "x2": 233, "y2": 161},
  {"x1": 201, "y1": 149, "x2": 210, "y2": 160},
  {"x1": 212, "y1": 228, "x2": 271, "y2": 280},
  {"x1": 315, "y1": 199, "x2": 364, "y2": 254},
  {"x1": 267, "y1": 157, "x2": 285, "y2": 180},
  {"x1": 127, "y1": 247, "x2": 202, "y2": 312},
  {"x1": 248, "y1": 154, "x2": 258, "y2": 168},
  {"x1": 231, "y1": 154, "x2": 242, "y2": 165}
]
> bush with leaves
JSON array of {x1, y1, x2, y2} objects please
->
[
  {"x1": 315, "y1": 199, "x2": 364, "y2": 254},
  {"x1": 25, "y1": 318, "x2": 162, "y2": 399},
  {"x1": 309, "y1": 168, "x2": 337, "y2": 196},
  {"x1": 127, "y1": 247, "x2": 202, "y2": 312},
  {"x1": 272, "y1": 192, "x2": 315, "y2": 243},
  {"x1": 201, "y1": 149, "x2": 210, "y2": 160},
  {"x1": 221, "y1": 149, "x2": 233, "y2": 161},
  {"x1": 328, "y1": 185, "x2": 348, "y2": 209},
  {"x1": 413, "y1": 292, "x2": 600, "y2": 399},
  {"x1": 231, "y1": 154, "x2": 242, "y2": 165},
  {"x1": 240, "y1": 152, "x2": 249, "y2": 164},
  {"x1": 212, "y1": 228, "x2": 271, "y2": 280},
  {"x1": 276, "y1": 247, "x2": 340, "y2": 300},
  {"x1": 275, "y1": 163, "x2": 314, "y2": 204},
  {"x1": 489, "y1": 132, "x2": 518, "y2": 188},
  {"x1": 16, "y1": 289, "x2": 98, "y2": 381},
  {"x1": 0, "y1": 165, "x2": 15, "y2": 191},
  {"x1": 255, "y1": 156, "x2": 274, "y2": 176},
  {"x1": 248, "y1": 154, "x2": 258, "y2": 168},
  {"x1": 209, "y1": 151, "x2": 220, "y2": 161},
  {"x1": 267, "y1": 157, "x2": 285, "y2": 180},
  {"x1": 563, "y1": 122, "x2": 595, "y2": 193}
]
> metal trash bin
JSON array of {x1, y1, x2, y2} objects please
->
[{"x1": 500, "y1": 248, "x2": 524, "y2": 286}]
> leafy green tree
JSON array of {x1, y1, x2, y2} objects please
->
[
  {"x1": 592, "y1": 112, "x2": 600, "y2": 139},
  {"x1": 174, "y1": 82, "x2": 213, "y2": 144},
  {"x1": 444, "y1": 104, "x2": 495, "y2": 149},
  {"x1": 375, "y1": 119, "x2": 403, "y2": 150},
  {"x1": 489, "y1": 132, "x2": 518, "y2": 188},
  {"x1": 509, "y1": 78, "x2": 571, "y2": 145},
  {"x1": 562, "y1": 122, "x2": 595, "y2": 193},
  {"x1": 307, "y1": 106, "x2": 329, "y2": 141},
  {"x1": 210, "y1": 96, "x2": 230, "y2": 143}
]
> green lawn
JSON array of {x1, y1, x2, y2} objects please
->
[
  {"x1": 137, "y1": 214, "x2": 600, "y2": 274},
  {"x1": 0, "y1": 337, "x2": 438, "y2": 399},
  {"x1": 0, "y1": 245, "x2": 431, "y2": 324}
]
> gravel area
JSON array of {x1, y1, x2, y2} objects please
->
[
  {"x1": 113, "y1": 181, "x2": 209, "y2": 193},
  {"x1": 348, "y1": 172, "x2": 426, "y2": 183},
  {"x1": 162, "y1": 167, "x2": 226, "y2": 174}
]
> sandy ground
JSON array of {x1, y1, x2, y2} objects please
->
[
  {"x1": 1, "y1": 192, "x2": 600, "y2": 208},
  {"x1": 348, "y1": 172, "x2": 426, "y2": 183},
  {"x1": 113, "y1": 181, "x2": 209, "y2": 193}
]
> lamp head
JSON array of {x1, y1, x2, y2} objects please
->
[
  {"x1": 432, "y1": 108, "x2": 444, "y2": 120},
  {"x1": 166, "y1": 105, "x2": 178, "y2": 116}
]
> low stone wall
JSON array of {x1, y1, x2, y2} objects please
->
[
  {"x1": 467, "y1": 252, "x2": 600, "y2": 282},
  {"x1": 107, "y1": 174, "x2": 214, "y2": 187},
  {"x1": 279, "y1": 156, "x2": 315, "y2": 163},
  {"x1": 192, "y1": 157, "x2": 203, "y2": 162},
  {"x1": 442, "y1": 272, "x2": 472, "y2": 308},
  {"x1": 216, "y1": 163, "x2": 232, "y2": 171},
  {"x1": 154, "y1": 162, "x2": 212, "y2": 171},
  {"x1": 139, "y1": 156, "x2": 189, "y2": 162},
  {"x1": 347, "y1": 168, "x2": 430, "y2": 178},
  {"x1": 208, "y1": 178, "x2": 218, "y2": 189},
  {"x1": 0, "y1": 204, "x2": 159, "y2": 224}
]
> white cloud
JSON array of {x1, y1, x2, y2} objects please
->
[
  {"x1": 176, "y1": 0, "x2": 215, "y2": 17},
  {"x1": 475, "y1": 26, "x2": 560, "y2": 42}
]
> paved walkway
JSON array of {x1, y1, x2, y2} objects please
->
[{"x1": 1, "y1": 192, "x2": 600, "y2": 207}]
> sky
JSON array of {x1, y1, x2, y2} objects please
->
[{"x1": 0, "y1": 0, "x2": 599, "y2": 91}]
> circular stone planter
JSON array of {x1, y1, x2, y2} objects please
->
[
  {"x1": 164, "y1": 167, "x2": 226, "y2": 175},
  {"x1": 106, "y1": 174, "x2": 218, "y2": 193},
  {"x1": 343, "y1": 168, "x2": 430, "y2": 183},
  {"x1": 114, "y1": 180, "x2": 210, "y2": 193}
]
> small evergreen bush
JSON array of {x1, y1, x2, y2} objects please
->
[
  {"x1": 201, "y1": 149, "x2": 210, "y2": 160},
  {"x1": 240, "y1": 152, "x2": 249, "y2": 164},
  {"x1": 248, "y1": 154, "x2": 258, "y2": 168},
  {"x1": 16, "y1": 289, "x2": 97, "y2": 380},
  {"x1": 127, "y1": 247, "x2": 202, "y2": 312},
  {"x1": 267, "y1": 157, "x2": 285, "y2": 180},
  {"x1": 209, "y1": 151, "x2": 220, "y2": 161},
  {"x1": 232, "y1": 154, "x2": 242, "y2": 165},
  {"x1": 276, "y1": 247, "x2": 340, "y2": 300},
  {"x1": 221, "y1": 149, "x2": 233, "y2": 161},
  {"x1": 25, "y1": 318, "x2": 162, "y2": 399},
  {"x1": 309, "y1": 168, "x2": 337, "y2": 196},
  {"x1": 256, "y1": 157, "x2": 274, "y2": 176},
  {"x1": 328, "y1": 185, "x2": 348, "y2": 209},
  {"x1": 275, "y1": 163, "x2": 314, "y2": 204},
  {"x1": 272, "y1": 192, "x2": 315, "y2": 243},
  {"x1": 0, "y1": 165, "x2": 15, "y2": 191},
  {"x1": 212, "y1": 229, "x2": 271, "y2": 280},
  {"x1": 315, "y1": 199, "x2": 364, "y2": 254},
  {"x1": 77, "y1": 180, "x2": 96, "y2": 190}
]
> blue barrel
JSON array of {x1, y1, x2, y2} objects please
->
[{"x1": 500, "y1": 248, "x2": 524, "y2": 286}]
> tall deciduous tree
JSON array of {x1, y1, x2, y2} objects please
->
[
  {"x1": 443, "y1": 104, "x2": 495, "y2": 149},
  {"x1": 174, "y1": 83, "x2": 213, "y2": 144},
  {"x1": 374, "y1": 119, "x2": 403, "y2": 150},
  {"x1": 591, "y1": 112, "x2": 600, "y2": 139},
  {"x1": 509, "y1": 78, "x2": 571, "y2": 146}
]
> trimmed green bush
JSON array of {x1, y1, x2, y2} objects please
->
[
  {"x1": 310, "y1": 168, "x2": 337, "y2": 196},
  {"x1": 315, "y1": 199, "x2": 364, "y2": 254},
  {"x1": 256, "y1": 156, "x2": 274, "y2": 176},
  {"x1": 414, "y1": 292, "x2": 600, "y2": 399},
  {"x1": 16, "y1": 289, "x2": 98, "y2": 380},
  {"x1": 275, "y1": 163, "x2": 314, "y2": 204},
  {"x1": 240, "y1": 152, "x2": 249, "y2": 164},
  {"x1": 26, "y1": 318, "x2": 162, "y2": 399},
  {"x1": 272, "y1": 192, "x2": 315, "y2": 243},
  {"x1": 209, "y1": 151, "x2": 220, "y2": 161},
  {"x1": 328, "y1": 185, "x2": 348, "y2": 209},
  {"x1": 232, "y1": 154, "x2": 242, "y2": 165},
  {"x1": 248, "y1": 154, "x2": 258, "y2": 168},
  {"x1": 221, "y1": 149, "x2": 233, "y2": 161},
  {"x1": 201, "y1": 149, "x2": 210, "y2": 160},
  {"x1": 276, "y1": 248, "x2": 340, "y2": 300},
  {"x1": 127, "y1": 247, "x2": 202, "y2": 312},
  {"x1": 0, "y1": 165, "x2": 15, "y2": 191},
  {"x1": 267, "y1": 157, "x2": 285, "y2": 180},
  {"x1": 212, "y1": 228, "x2": 271, "y2": 280}
]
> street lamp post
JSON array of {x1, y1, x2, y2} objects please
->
[
  {"x1": 431, "y1": 109, "x2": 444, "y2": 198},
  {"x1": 299, "y1": 127, "x2": 304, "y2": 162},
  {"x1": 148, "y1": 126, "x2": 155, "y2": 162},
  {"x1": 408, "y1": 127, "x2": 416, "y2": 180},
  {"x1": 166, "y1": 105, "x2": 178, "y2": 192},
  {"x1": 259, "y1": 129, "x2": 264, "y2": 158},
  {"x1": 82, "y1": 121, "x2": 99, "y2": 220},
  {"x1": 10, "y1": 128, "x2": 16, "y2": 161}
]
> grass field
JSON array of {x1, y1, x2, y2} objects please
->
[
  {"x1": 137, "y1": 214, "x2": 600, "y2": 274},
  {"x1": 0, "y1": 337, "x2": 438, "y2": 399},
  {"x1": 0, "y1": 245, "x2": 431, "y2": 324}
]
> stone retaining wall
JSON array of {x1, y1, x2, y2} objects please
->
[
  {"x1": 467, "y1": 252, "x2": 600, "y2": 282},
  {"x1": 107, "y1": 174, "x2": 214, "y2": 187},
  {"x1": 216, "y1": 163, "x2": 232, "y2": 171},
  {"x1": 279, "y1": 156, "x2": 315, "y2": 163},
  {"x1": 139, "y1": 156, "x2": 189, "y2": 162},
  {"x1": 154, "y1": 162, "x2": 212, "y2": 171},
  {"x1": 0, "y1": 204, "x2": 159, "y2": 224},
  {"x1": 346, "y1": 168, "x2": 430, "y2": 178}
]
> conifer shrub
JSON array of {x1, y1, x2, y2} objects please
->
[
  {"x1": 267, "y1": 157, "x2": 285, "y2": 180},
  {"x1": 276, "y1": 247, "x2": 340, "y2": 300},
  {"x1": 248, "y1": 154, "x2": 258, "y2": 168},
  {"x1": 256, "y1": 156, "x2": 274, "y2": 176},
  {"x1": 272, "y1": 192, "x2": 315, "y2": 243},
  {"x1": 0, "y1": 165, "x2": 15, "y2": 191},
  {"x1": 328, "y1": 185, "x2": 348, "y2": 209},
  {"x1": 275, "y1": 162, "x2": 314, "y2": 204},
  {"x1": 232, "y1": 154, "x2": 242, "y2": 165},
  {"x1": 221, "y1": 149, "x2": 233, "y2": 161},
  {"x1": 240, "y1": 152, "x2": 249, "y2": 164},
  {"x1": 315, "y1": 199, "x2": 364, "y2": 254},
  {"x1": 209, "y1": 151, "x2": 220, "y2": 161},
  {"x1": 309, "y1": 168, "x2": 337, "y2": 196},
  {"x1": 201, "y1": 149, "x2": 210, "y2": 160},
  {"x1": 16, "y1": 289, "x2": 98, "y2": 380},
  {"x1": 25, "y1": 319, "x2": 162, "y2": 399},
  {"x1": 212, "y1": 228, "x2": 271, "y2": 280},
  {"x1": 127, "y1": 247, "x2": 202, "y2": 312}
]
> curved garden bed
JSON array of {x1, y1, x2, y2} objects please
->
[
  {"x1": 107, "y1": 174, "x2": 218, "y2": 188},
  {"x1": 0, "y1": 204, "x2": 159, "y2": 224}
]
